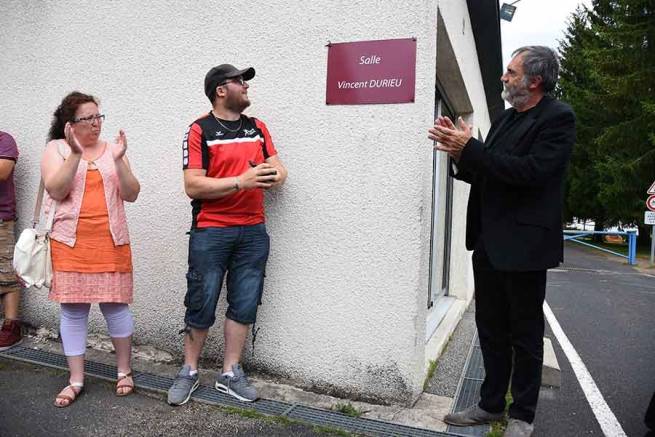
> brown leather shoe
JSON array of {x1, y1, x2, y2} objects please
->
[{"x1": 0, "y1": 319, "x2": 22, "y2": 351}]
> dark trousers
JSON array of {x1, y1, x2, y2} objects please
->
[{"x1": 473, "y1": 245, "x2": 546, "y2": 424}]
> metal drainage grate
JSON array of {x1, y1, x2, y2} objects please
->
[
  {"x1": 1, "y1": 346, "x2": 458, "y2": 437},
  {"x1": 447, "y1": 334, "x2": 490, "y2": 437}
]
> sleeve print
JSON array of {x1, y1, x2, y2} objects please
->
[{"x1": 183, "y1": 123, "x2": 205, "y2": 169}]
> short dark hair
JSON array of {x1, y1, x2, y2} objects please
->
[
  {"x1": 512, "y1": 46, "x2": 560, "y2": 93},
  {"x1": 48, "y1": 91, "x2": 98, "y2": 140}
]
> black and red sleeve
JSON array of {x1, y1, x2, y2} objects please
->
[
  {"x1": 182, "y1": 122, "x2": 208, "y2": 170},
  {"x1": 253, "y1": 118, "x2": 278, "y2": 159}
]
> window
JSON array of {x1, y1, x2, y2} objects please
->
[{"x1": 428, "y1": 86, "x2": 455, "y2": 308}]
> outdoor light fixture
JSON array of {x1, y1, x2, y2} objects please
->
[{"x1": 500, "y1": 0, "x2": 521, "y2": 22}]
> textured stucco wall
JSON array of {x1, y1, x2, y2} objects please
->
[{"x1": 0, "y1": 0, "x2": 490, "y2": 404}]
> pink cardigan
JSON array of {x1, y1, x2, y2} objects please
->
[{"x1": 45, "y1": 140, "x2": 130, "y2": 248}]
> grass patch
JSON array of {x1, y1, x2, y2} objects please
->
[
  {"x1": 333, "y1": 402, "x2": 364, "y2": 417},
  {"x1": 220, "y1": 405, "x2": 295, "y2": 426},
  {"x1": 220, "y1": 405, "x2": 355, "y2": 436},
  {"x1": 423, "y1": 359, "x2": 438, "y2": 390},
  {"x1": 487, "y1": 421, "x2": 505, "y2": 437},
  {"x1": 567, "y1": 237, "x2": 652, "y2": 258},
  {"x1": 486, "y1": 391, "x2": 512, "y2": 437},
  {"x1": 221, "y1": 405, "x2": 265, "y2": 420},
  {"x1": 313, "y1": 425, "x2": 355, "y2": 436}
]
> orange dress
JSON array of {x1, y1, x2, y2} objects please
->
[{"x1": 49, "y1": 169, "x2": 133, "y2": 303}]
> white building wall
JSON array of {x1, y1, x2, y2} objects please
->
[{"x1": 0, "y1": 0, "x2": 493, "y2": 404}]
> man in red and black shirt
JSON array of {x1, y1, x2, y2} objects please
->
[{"x1": 169, "y1": 64, "x2": 287, "y2": 405}]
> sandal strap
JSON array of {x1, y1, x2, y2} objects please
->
[
  {"x1": 55, "y1": 384, "x2": 82, "y2": 404},
  {"x1": 117, "y1": 371, "x2": 133, "y2": 380},
  {"x1": 117, "y1": 372, "x2": 134, "y2": 390},
  {"x1": 56, "y1": 394, "x2": 75, "y2": 402},
  {"x1": 117, "y1": 378, "x2": 134, "y2": 387}
]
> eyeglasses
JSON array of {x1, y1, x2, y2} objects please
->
[
  {"x1": 72, "y1": 114, "x2": 105, "y2": 125},
  {"x1": 218, "y1": 77, "x2": 247, "y2": 87}
]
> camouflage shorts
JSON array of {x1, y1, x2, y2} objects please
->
[{"x1": 0, "y1": 220, "x2": 21, "y2": 295}]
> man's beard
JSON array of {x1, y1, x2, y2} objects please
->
[
  {"x1": 501, "y1": 78, "x2": 530, "y2": 109},
  {"x1": 225, "y1": 92, "x2": 250, "y2": 113}
]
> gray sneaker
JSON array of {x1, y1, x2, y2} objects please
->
[
  {"x1": 167, "y1": 365, "x2": 200, "y2": 406},
  {"x1": 215, "y1": 364, "x2": 257, "y2": 402},
  {"x1": 503, "y1": 418, "x2": 534, "y2": 437},
  {"x1": 444, "y1": 404, "x2": 504, "y2": 426}
]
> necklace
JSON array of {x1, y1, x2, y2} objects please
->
[
  {"x1": 211, "y1": 111, "x2": 242, "y2": 133},
  {"x1": 83, "y1": 141, "x2": 106, "y2": 167}
]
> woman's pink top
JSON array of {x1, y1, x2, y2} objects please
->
[{"x1": 45, "y1": 139, "x2": 130, "y2": 248}]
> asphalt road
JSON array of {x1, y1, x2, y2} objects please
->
[
  {"x1": 534, "y1": 244, "x2": 655, "y2": 437},
  {"x1": 0, "y1": 359, "x2": 328, "y2": 437}
]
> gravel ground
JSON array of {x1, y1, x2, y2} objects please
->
[{"x1": 424, "y1": 304, "x2": 476, "y2": 398}]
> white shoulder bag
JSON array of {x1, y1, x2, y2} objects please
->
[{"x1": 13, "y1": 180, "x2": 57, "y2": 289}]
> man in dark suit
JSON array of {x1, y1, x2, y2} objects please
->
[{"x1": 428, "y1": 46, "x2": 575, "y2": 437}]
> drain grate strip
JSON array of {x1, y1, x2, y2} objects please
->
[
  {"x1": 1, "y1": 346, "x2": 458, "y2": 437},
  {"x1": 447, "y1": 334, "x2": 490, "y2": 437},
  {"x1": 281, "y1": 403, "x2": 298, "y2": 416}
]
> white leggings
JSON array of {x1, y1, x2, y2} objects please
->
[{"x1": 60, "y1": 303, "x2": 134, "y2": 357}]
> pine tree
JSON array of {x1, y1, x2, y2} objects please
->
[
  {"x1": 558, "y1": 6, "x2": 607, "y2": 229},
  {"x1": 559, "y1": 0, "x2": 655, "y2": 245}
]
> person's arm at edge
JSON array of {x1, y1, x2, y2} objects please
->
[{"x1": 0, "y1": 159, "x2": 15, "y2": 181}]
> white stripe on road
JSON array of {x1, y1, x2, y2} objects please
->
[{"x1": 543, "y1": 301, "x2": 627, "y2": 437}]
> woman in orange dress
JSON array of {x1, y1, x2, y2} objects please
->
[{"x1": 41, "y1": 91, "x2": 140, "y2": 407}]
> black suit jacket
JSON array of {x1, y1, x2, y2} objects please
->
[{"x1": 454, "y1": 95, "x2": 576, "y2": 271}]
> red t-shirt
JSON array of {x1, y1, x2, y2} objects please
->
[{"x1": 182, "y1": 113, "x2": 277, "y2": 228}]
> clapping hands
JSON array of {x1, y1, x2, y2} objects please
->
[
  {"x1": 113, "y1": 129, "x2": 128, "y2": 161},
  {"x1": 428, "y1": 116, "x2": 473, "y2": 162},
  {"x1": 64, "y1": 122, "x2": 84, "y2": 155}
]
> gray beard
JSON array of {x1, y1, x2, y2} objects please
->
[{"x1": 501, "y1": 82, "x2": 530, "y2": 109}]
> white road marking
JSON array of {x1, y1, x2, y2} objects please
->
[
  {"x1": 543, "y1": 301, "x2": 627, "y2": 437},
  {"x1": 551, "y1": 267, "x2": 653, "y2": 277}
]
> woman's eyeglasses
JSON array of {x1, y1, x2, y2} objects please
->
[{"x1": 72, "y1": 114, "x2": 105, "y2": 125}]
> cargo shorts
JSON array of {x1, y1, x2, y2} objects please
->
[
  {"x1": 183, "y1": 224, "x2": 270, "y2": 329},
  {"x1": 0, "y1": 220, "x2": 21, "y2": 295}
]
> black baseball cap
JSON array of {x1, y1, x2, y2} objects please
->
[{"x1": 204, "y1": 64, "x2": 256, "y2": 99}]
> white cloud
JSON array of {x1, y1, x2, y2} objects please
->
[{"x1": 499, "y1": 0, "x2": 593, "y2": 66}]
